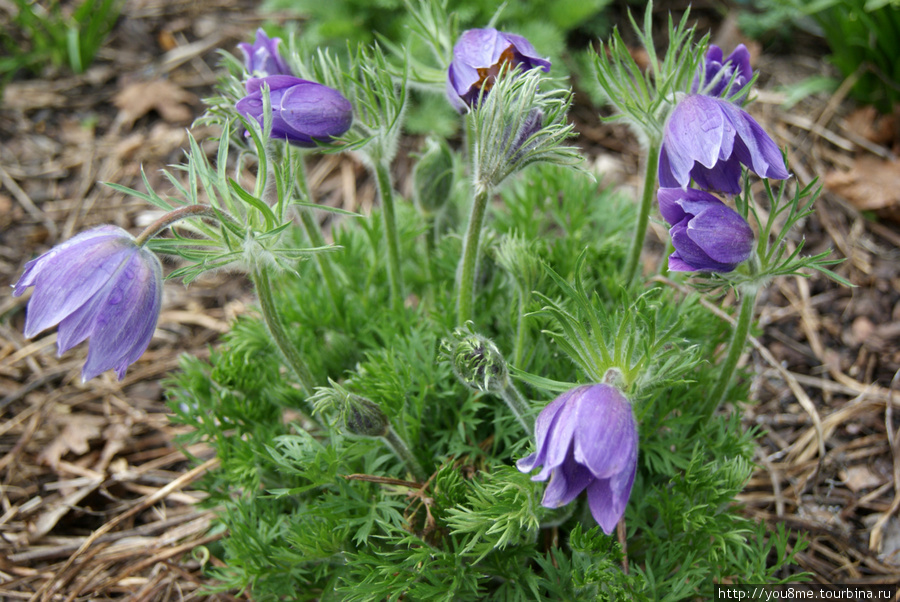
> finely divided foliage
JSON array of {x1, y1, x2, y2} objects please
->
[{"x1": 15, "y1": 1, "x2": 847, "y2": 598}]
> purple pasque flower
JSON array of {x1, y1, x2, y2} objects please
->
[
  {"x1": 694, "y1": 44, "x2": 752, "y2": 99},
  {"x1": 517, "y1": 384, "x2": 638, "y2": 535},
  {"x1": 658, "y1": 187, "x2": 754, "y2": 272},
  {"x1": 12, "y1": 226, "x2": 163, "y2": 382},
  {"x1": 446, "y1": 27, "x2": 551, "y2": 111},
  {"x1": 238, "y1": 28, "x2": 292, "y2": 77},
  {"x1": 658, "y1": 94, "x2": 790, "y2": 194},
  {"x1": 236, "y1": 75, "x2": 353, "y2": 148}
]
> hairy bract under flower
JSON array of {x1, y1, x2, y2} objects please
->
[
  {"x1": 659, "y1": 94, "x2": 789, "y2": 194},
  {"x1": 236, "y1": 75, "x2": 353, "y2": 147},
  {"x1": 517, "y1": 384, "x2": 638, "y2": 534},
  {"x1": 238, "y1": 29, "x2": 292, "y2": 78},
  {"x1": 446, "y1": 27, "x2": 550, "y2": 111},
  {"x1": 658, "y1": 187, "x2": 754, "y2": 272},
  {"x1": 12, "y1": 226, "x2": 163, "y2": 382}
]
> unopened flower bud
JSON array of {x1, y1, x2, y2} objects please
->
[
  {"x1": 344, "y1": 395, "x2": 390, "y2": 438},
  {"x1": 412, "y1": 136, "x2": 455, "y2": 216},
  {"x1": 447, "y1": 328, "x2": 509, "y2": 393}
]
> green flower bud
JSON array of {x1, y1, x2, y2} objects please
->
[
  {"x1": 412, "y1": 136, "x2": 455, "y2": 217},
  {"x1": 344, "y1": 396, "x2": 390, "y2": 438},
  {"x1": 445, "y1": 327, "x2": 509, "y2": 393}
]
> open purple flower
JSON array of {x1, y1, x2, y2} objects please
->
[
  {"x1": 12, "y1": 226, "x2": 163, "y2": 382},
  {"x1": 236, "y1": 75, "x2": 353, "y2": 148},
  {"x1": 446, "y1": 27, "x2": 551, "y2": 111},
  {"x1": 694, "y1": 44, "x2": 752, "y2": 99},
  {"x1": 238, "y1": 29, "x2": 292, "y2": 77},
  {"x1": 517, "y1": 384, "x2": 638, "y2": 534},
  {"x1": 658, "y1": 94, "x2": 790, "y2": 194},
  {"x1": 659, "y1": 187, "x2": 754, "y2": 272}
]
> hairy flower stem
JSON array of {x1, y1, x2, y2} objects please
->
[
  {"x1": 498, "y1": 381, "x2": 534, "y2": 436},
  {"x1": 252, "y1": 266, "x2": 315, "y2": 395},
  {"x1": 512, "y1": 287, "x2": 527, "y2": 368},
  {"x1": 456, "y1": 187, "x2": 490, "y2": 325},
  {"x1": 623, "y1": 139, "x2": 661, "y2": 284},
  {"x1": 292, "y1": 161, "x2": 344, "y2": 316},
  {"x1": 134, "y1": 205, "x2": 230, "y2": 247},
  {"x1": 374, "y1": 161, "x2": 404, "y2": 310},
  {"x1": 382, "y1": 425, "x2": 427, "y2": 482},
  {"x1": 708, "y1": 285, "x2": 759, "y2": 411}
]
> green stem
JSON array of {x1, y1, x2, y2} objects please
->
[
  {"x1": 512, "y1": 287, "x2": 527, "y2": 368},
  {"x1": 456, "y1": 187, "x2": 491, "y2": 325},
  {"x1": 292, "y1": 154, "x2": 344, "y2": 316},
  {"x1": 382, "y1": 425, "x2": 427, "y2": 482},
  {"x1": 708, "y1": 286, "x2": 759, "y2": 410},
  {"x1": 134, "y1": 205, "x2": 230, "y2": 247},
  {"x1": 373, "y1": 161, "x2": 404, "y2": 310},
  {"x1": 298, "y1": 208, "x2": 345, "y2": 314},
  {"x1": 498, "y1": 381, "x2": 534, "y2": 436},
  {"x1": 251, "y1": 265, "x2": 315, "y2": 395},
  {"x1": 623, "y1": 139, "x2": 661, "y2": 285}
]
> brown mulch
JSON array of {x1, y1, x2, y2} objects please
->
[{"x1": 2, "y1": 1, "x2": 900, "y2": 599}]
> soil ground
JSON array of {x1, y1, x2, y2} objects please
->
[{"x1": 2, "y1": 1, "x2": 900, "y2": 599}]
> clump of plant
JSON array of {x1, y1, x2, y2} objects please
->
[{"x1": 12, "y1": 2, "x2": 848, "y2": 599}]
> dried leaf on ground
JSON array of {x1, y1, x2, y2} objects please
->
[
  {"x1": 824, "y1": 156, "x2": 900, "y2": 219},
  {"x1": 37, "y1": 414, "x2": 106, "y2": 469},
  {"x1": 112, "y1": 79, "x2": 196, "y2": 127}
]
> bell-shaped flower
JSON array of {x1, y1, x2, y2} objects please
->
[
  {"x1": 236, "y1": 75, "x2": 353, "y2": 148},
  {"x1": 658, "y1": 94, "x2": 790, "y2": 194},
  {"x1": 238, "y1": 28, "x2": 292, "y2": 77},
  {"x1": 694, "y1": 44, "x2": 752, "y2": 99},
  {"x1": 658, "y1": 187, "x2": 754, "y2": 272},
  {"x1": 12, "y1": 226, "x2": 163, "y2": 382},
  {"x1": 517, "y1": 384, "x2": 638, "y2": 535},
  {"x1": 446, "y1": 27, "x2": 551, "y2": 111}
]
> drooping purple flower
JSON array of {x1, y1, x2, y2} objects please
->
[
  {"x1": 658, "y1": 187, "x2": 754, "y2": 272},
  {"x1": 517, "y1": 384, "x2": 638, "y2": 534},
  {"x1": 658, "y1": 94, "x2": 790, "y2": 194},
  {"x1": 238, "y1": 28, "x2": 292, "y2": 77},
  {"x1": 446, "y1": 27, "x2": 551, "y2": 111},
  {"x1": 694, "y1": 44, "x2": 753, "y2": 99},
  {"x1": 236, "y1": 75, "x2": 353, "y2": 147},
  {"x1": 12, "y1": 226, "x2": 163, "y2": 382}
]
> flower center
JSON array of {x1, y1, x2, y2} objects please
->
[{"x1": 474, "y1": 46, "x2": 517, "y2": 93}]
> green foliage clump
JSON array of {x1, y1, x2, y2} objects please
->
[
  {"x1": 741, "y1": 0, "x2": 900, "y2": 112},
  {"x1": 0, "y1": 0, "x2": 122, "y2": 82},
  {"x1": 167, "y1": 165, "x2": 802, "y2": 600}
]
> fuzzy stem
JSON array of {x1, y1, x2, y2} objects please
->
[
  {"x1": 498, "y1": 380, "x2": 534, "y2": 436},
  {"x1": 292, "y1": 159, "x2": 345, "y2": 316},
  {"x1": 373, "y1": 161, "x2": 404, "y2": 310},
  {"x1": 134, "y1": 205, "x2": 231, "y2": 247},
  {"x1": 456, "y1": 187, "x2": 490, "y2": 325},
  {"x1": 512, "y1": 287, "x2": 527, "y2": 368},
  {"x1": 623, "y1": 139, "x2": 661, "y2": 284},
  {"x1": 251, "y1": 265, "x2": 315, "y2": 395},
  {"x1": 382, "y1": 425, "x2": 427, "y2": 482},
  {"x1": 708, "y1": 286, "x2": 759, "y2": 410}
]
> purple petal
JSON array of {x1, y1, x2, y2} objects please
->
[
  {"x1": 661, "y1": 95, "x2": 731, "y2": 189},
  {"x1": 722, "y1": 102, "x2": 790, "y2": 181},
  {"x1": 78, "y1": 250, "x2": 163, "y2": 381},
  {"x1": 541, "y1": 450, "x2": 594, "y2": 508},
  {"x1": 688, "y1": 153, "x2": 743, "y2": 194},
  {"x1": 670, "y1": 222, "x2": 737, "y2": 272},
  {"x1": 657, "y1": 187, "x2": 689, "y2": 225},
  {"x1": 516, "y1": 387, "x2": 576, "y2": 474},
  {"x1": 666, "y1": 252, "x2": 696, "y2": 272},
  {"x1": 586, "y1": 458, "x2": 636, "y2": 535},
  {"x1": 572, "y1": 385, "x2": 638, "y2": 479},
  {"x1": 280, "y1": 81, "x2": 353, "y2": 144},
  {"x1": 687, "y1": 205, "x2": 754, "y2": 265},
  {"x1": 16, "y1": 228, "x2": 136, "y2": 338}
]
